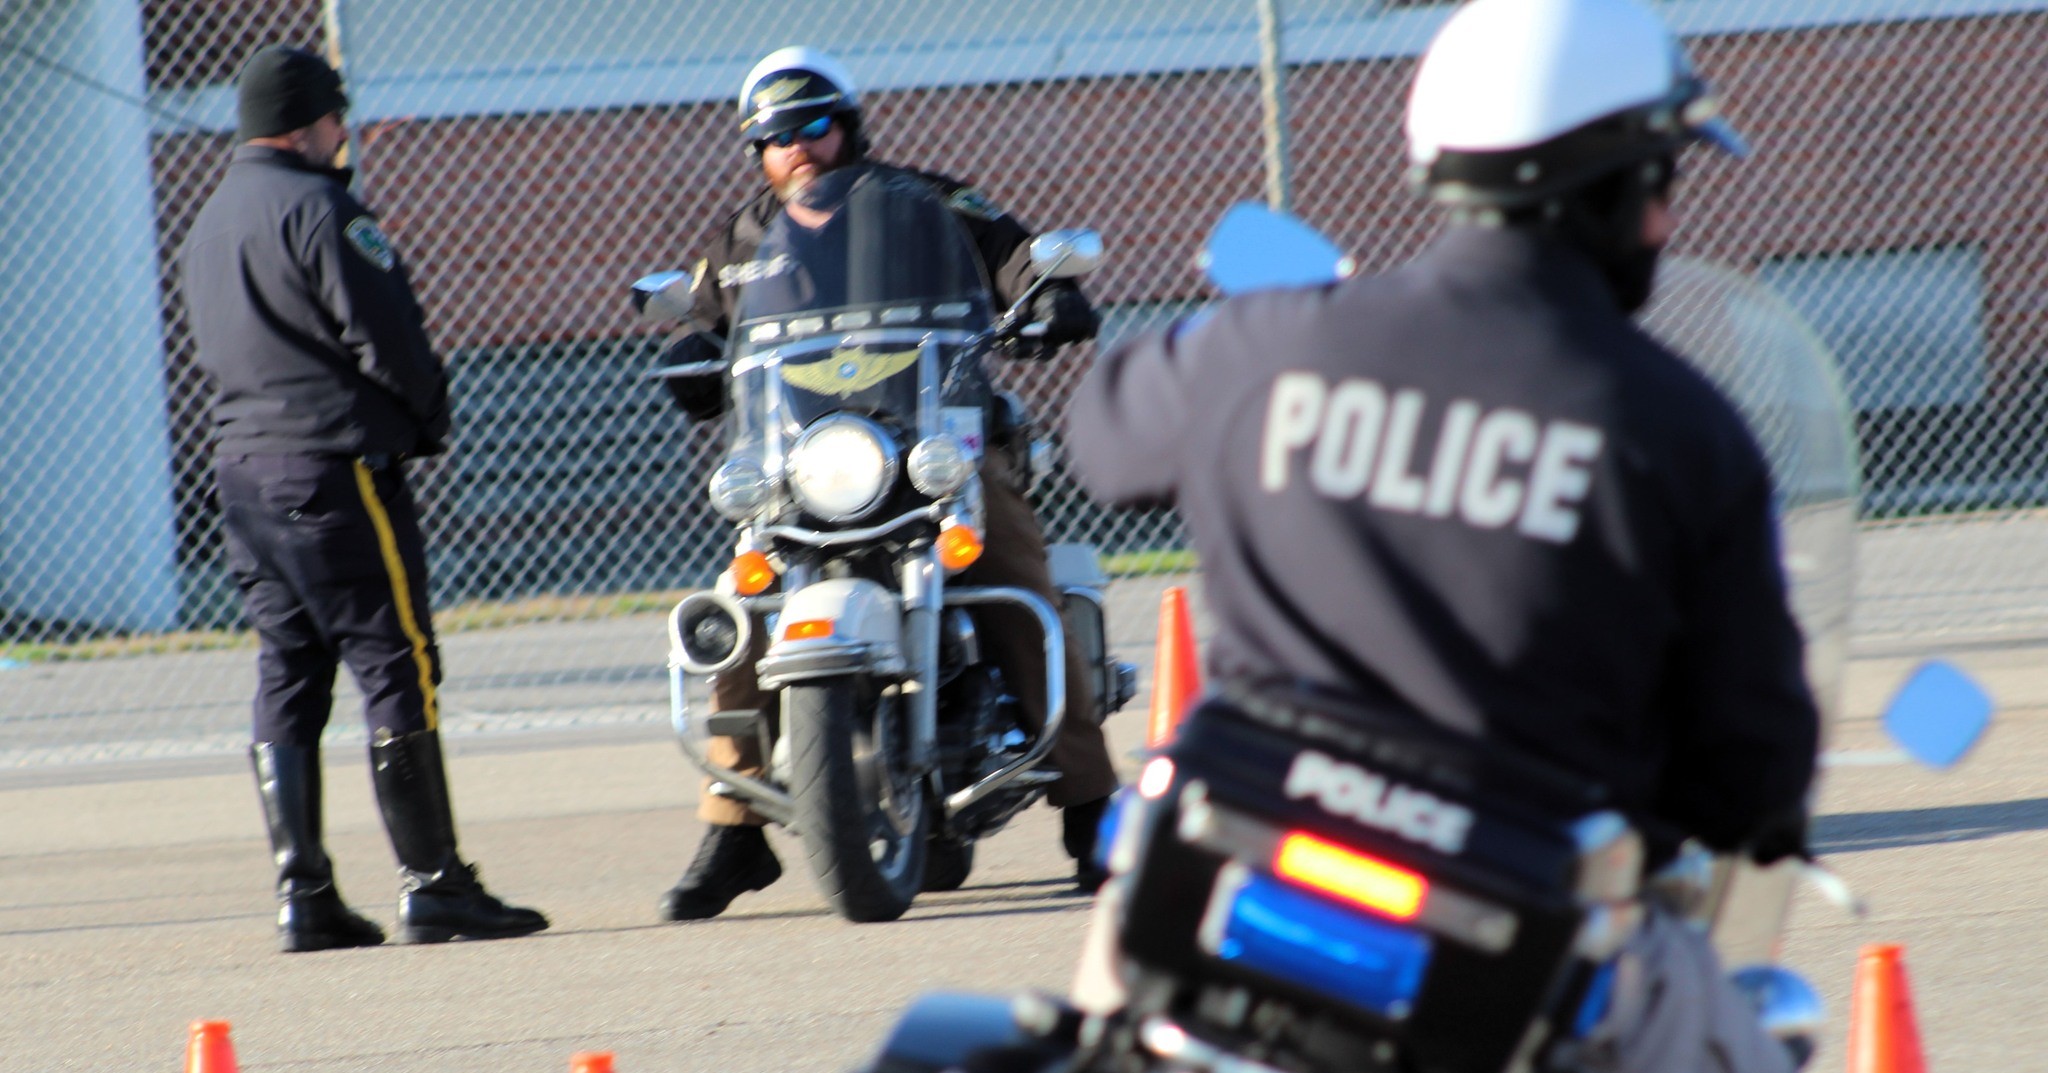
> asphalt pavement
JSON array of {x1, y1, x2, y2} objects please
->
[{"x1": 3, "y1": 576, "x2": 2045, "y2": 1071}]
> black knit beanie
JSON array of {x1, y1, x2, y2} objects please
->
[{"x1": 236, "y1": 46, "x2": 349, "y2": 141}]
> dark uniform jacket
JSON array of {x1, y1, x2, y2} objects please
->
[
  {"x1": 181, "y1": 145, "x2": 450, "y2": 458},
  {"x1": 1065, "y1": 224, "x2": 1820, "y2": 855},
  {"x1": 659, "y1": 163, "x2": 1094, "y2": 426},
  {"x1": 686, "y1": 164, "x2": 1054, "y2": 338}
]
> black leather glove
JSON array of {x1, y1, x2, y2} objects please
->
[
  {"x1": 412, "y1": 402, "x2": 451, "y2": 457},
  {"x1": 655, "y1": 332, "x2": 730, "y2": 422},
  {"x1": 1745, "y1": 805, "x2": 1811, "y2": 865},
  {"x1": 1029, "y1": 284, "x2": 1100, "y2": 347}
]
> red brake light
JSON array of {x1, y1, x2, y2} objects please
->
[{"x1": 1273, "y1": 832, "x2": 1428, "y2": 921}]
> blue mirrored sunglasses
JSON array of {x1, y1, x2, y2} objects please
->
[{"x1": 757, "y1": 114, "x2": 834, "y2": 149}]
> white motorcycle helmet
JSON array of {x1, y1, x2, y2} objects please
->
[
  {"x1": 1406, "y1": 0, "x2": 1746, "y2": 210},
  {"x1": 737, "y1": 46, "x2": 869, "y2": 156}
]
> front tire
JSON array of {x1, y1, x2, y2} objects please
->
[
  {"x1": 921, "y1": 835, "x2": 975, "y2": 893},
  {"x1": 786, "y1": 680, "x2": 928, "y2": 922}
]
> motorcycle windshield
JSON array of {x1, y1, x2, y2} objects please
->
[
  {"x1": 727, "y1": 165, "x2": 995, "y2": 444},
  {"x1": 1641, "y1": 255, "x2": 1859, "y2": 721},
  {"x1": 1638, "y1": 256, "x2": 1860, "y2": 966}
]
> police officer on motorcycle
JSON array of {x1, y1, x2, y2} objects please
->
[
  {"x1": 653, "y1": 47, "x2": 1122, "y2": 920},
  {"x1": 1064, "y1": 0, "x2": 1816, "y2": 1068}
]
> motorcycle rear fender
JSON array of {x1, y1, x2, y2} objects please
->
[{"x1": 757, "y1": 577, "x2": 907, "y2": 689}]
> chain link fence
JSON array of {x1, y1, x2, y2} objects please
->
[{"x1": 4, "y1": 0, "x2": 2047, "y2": 766}]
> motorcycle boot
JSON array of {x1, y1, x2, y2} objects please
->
[
  {"x1": 1062, "y1": 794, "x2": 1113, "y2": 894},
  {"x1": 659, "y1": 823, "x2": 782, "y2": 921},
  {"x1": 369, "y1": 729, "x2": 549, "y2": 944},
  {"x1": 251, "y1": 743, "x2": 386, "y2": 953}
]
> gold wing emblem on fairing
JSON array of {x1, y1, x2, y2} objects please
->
[{"x1": 781, "y1": 348, "x2": 921, "y2": 397}]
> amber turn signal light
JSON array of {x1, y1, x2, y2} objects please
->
[
  {"x1": 782, "y1": 618, "x2": 834, "y2": 641},
  {"x1": 730, "y1": 550, "x2": 776, "y2": 596},
  {"x1": 936, "y1": 523, "x2": 984, "y2": 571}
]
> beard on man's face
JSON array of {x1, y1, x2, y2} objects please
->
[{"x1": 770, "y1": 139, "x2": 852, "y2": 201}]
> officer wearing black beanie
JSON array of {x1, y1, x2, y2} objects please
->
[
  {"x1": 235, "y1": 46, "x2": 349, "y2": 142},
  {"x1": 181, "y1": 44, "x2": 549, "y2": 953}
]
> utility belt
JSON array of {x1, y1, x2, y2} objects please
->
[{"x1": 214, "y1": 449, "x2": 406, "y2": 472}]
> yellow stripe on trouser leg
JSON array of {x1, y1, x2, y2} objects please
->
[{"x1": 352, "y1": 461, "x2": 439, "y2": 730}]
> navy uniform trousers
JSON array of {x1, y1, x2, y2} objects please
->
[{"x1": 215, "y1": 452, "x2": 441, "y2": 745}]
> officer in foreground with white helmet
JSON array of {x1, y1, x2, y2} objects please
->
[
  {"x1": 651, "y1": 47, "x2": 1120, "y2": 921},
  {"x1": 1065, "y1": 0, "x2": 1816, "y2": 1068}
]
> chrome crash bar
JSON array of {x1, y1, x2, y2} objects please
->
[
  {"x1": 939, "y1": 585, "x2": 1066, "y2": 816},
  {"x1": 666, "y1": 593, "x2": 797, "y2": 829}
]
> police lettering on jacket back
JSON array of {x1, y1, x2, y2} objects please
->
[{"x1": 1260, "y1": 372, "x2": 1604, "y2": 546}]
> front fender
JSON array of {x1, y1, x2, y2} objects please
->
[{"x1": 757, "y1": 577, "x2": 906, "y2": 689}]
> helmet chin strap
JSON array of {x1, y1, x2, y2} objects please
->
[
  {"x1": 839, "y1": 111, "x2": 870, "y2": 160},
  {"x1": 1467, "y1": 157, "x2": 1668, "y2": 313},
  {"x1": 1594, "y1": 243, "x2": 1663, "y2": 315},
  {"x1": 1548, "y1": 196, "x2": 1661, "y2": 313}
]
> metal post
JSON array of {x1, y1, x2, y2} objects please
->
[
  {"x1": 320, "y1": 0, "x2": 355, "y2": 173},
  {"x1": 1256, "y1": 0, "x2": 1292, "y2": 213}
]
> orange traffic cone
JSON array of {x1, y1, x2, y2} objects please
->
[
  {"x1": 1847, "y1": 944, "x2": 1927, "y2": 1073},
  {"x1": 570, "y1": 1053, "x2": 615, "y2": 1073},
  {"x1": 1146, "y1": 585, "x2": 1201, "y2": 746},
  {"x1": 185, "y1": 1021, "x2": 239, "y2": 1073}
]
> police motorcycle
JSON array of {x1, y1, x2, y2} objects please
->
[
  {"x1": 634, "y1": 164, "x2": 1136, "y2": 924},
  {"x1": 861, "y1": 668, "x2": 1987, "y2": 1073},
  {"x1": 851, "y1": 204, "x2": 1991, "y2": 1073}
]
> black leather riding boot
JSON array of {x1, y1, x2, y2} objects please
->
[
  {"x1": 1062, "y1": 794, "x2": 1113, "y2": 894},
  {"x1": 250, "y1": 743, "x2": 385, "y2": 953},
  {"x1": 369, "y1": 729, "x2": 548, "y2": 944},
  {"x1": 659, "y1": 823, "x2": 782, "y2": 921}
]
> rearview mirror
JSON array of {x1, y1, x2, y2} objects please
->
[
  {"x1": 1029, "y1": 229, "x2": 1103, "y2": 280},
  {"x1": 1728, "y1": 965, "x2": 1824, "y2": 1069},
  {"x1": 1881, "y1": 660, "x2": 1992, "y2": 769},
  {"x1": 631, "y1": 269, "x2": 694, "y2": 324},
  {"x1": 1198, "y1": 202, "x2": 1353, "y2": 296}
]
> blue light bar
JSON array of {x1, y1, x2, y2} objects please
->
[{"x1": 1213, "y1": 873, "x2": 1432, "y2": 1019}]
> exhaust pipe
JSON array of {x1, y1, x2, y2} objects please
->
[{"x1": 670, "y1": 590, "x2": 753, "y2": 676}]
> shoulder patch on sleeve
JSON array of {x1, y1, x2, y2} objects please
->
[
  {"x1": 344, "y1": 217, "x2": 397, "y2": 272},
  {"x1": 946, "y1": 186, "x2": 1003, "y2": 221}
]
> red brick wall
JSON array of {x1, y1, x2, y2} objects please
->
[
  {"x1": 1682, "y1": 18, "x2": 2048, "y2": 398},
  {"x1": 150, "y1": 14, "x2": 2048, "y2": 377},
  {"x1": 356, "y1": 107, "x2": 748, "y2": 346}
]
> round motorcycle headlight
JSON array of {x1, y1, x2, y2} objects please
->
[
  {"x1": 787, "y1": 415, "x2": 897, "y2": 522},
  {"x1": 908, "y1": 434, "x2": 974, "y2": 497},
  {"x1": 708, "y1": 454, "x2": 771, "y2": 520}
]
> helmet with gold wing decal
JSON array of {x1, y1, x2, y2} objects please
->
[{"x1": 737, "y1": 46, "x2": 870, "y2": 157}]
